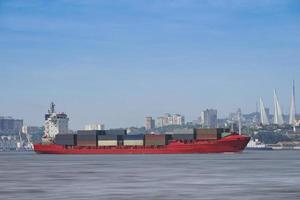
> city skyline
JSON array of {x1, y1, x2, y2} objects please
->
[{"x1": 0, "y1": 1, "x2": 300, "y2": 129}]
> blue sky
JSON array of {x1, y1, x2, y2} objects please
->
[{"x1": 0, "y1": 0, "x2": 299, "y2": 129}]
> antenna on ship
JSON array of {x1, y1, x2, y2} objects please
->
[{"x1": 49, "y1": 102, "x2": 55, "y2": 114}]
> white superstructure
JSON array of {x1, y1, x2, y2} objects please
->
[
  {"x1": 246, "y1": 139, "x2": 270, "y2": 149},
  {"x1": 44, "y1": 102, "x2": 69, "y2": 139}
]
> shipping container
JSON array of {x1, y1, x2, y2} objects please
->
[
  {"x1": 98, "y1": 140, "x2": 118, "y2": 146},
  {"x1": 123, "y1": 135, "x2": 144, "y2": 140},
  {"x1": 172, "y1": 134, "x2": 194, "y2": 140},
  {"x1": 173, "y1": 128, "x2": 194, "y2": 135},
  {"x1": 105, "y1": 129, "x2": 127, "y2": 136},
  {"x1": 98, "y1": 135, "x2": 118, "y2": 140},
  {"x1": 195, "y1": 133, "x2": 218, "y2": 140},
  {"x1": 194, "y1": 128, "x2": 225, "y2": 135},
  {"x1": 54, "y1": 134, "x2": 77, "y2": 146},
  {"x1": 144, "y1": 134, "x2": 166, "y2": 146},
  {"x1": 77, "y1": 132, "x2": 97, "y2": 146},
  {"x1": 193, "y1": 128, "x2": 227, "y2": 140},
  {"x1": 77, "y1": 141, "x2": 97, "y2": 147},
  {"x1": 221, "y1": 132, "x2": 231, "y2": 138},
  {"x1": 223, "y1": 128, "x2": 230, "y2": 133},
  {"x1": 77, "y1": 130, "x2": 105, "y2": 135},
  {"x1": 123, "y1": 140, "x2": 144, "y2": 146}
]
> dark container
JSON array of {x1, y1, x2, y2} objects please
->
[
  {"x1": 54, "y1": 134, "x2": 77, "y2": 146},
  {"x1": 77, "y1": 141, "x2": 97, "y2": 147},
  {"x1": 194, "y1": 128, "x2": 225, "y2": 135},
  {"x1": 77, "y1": 130, "x2": 106, "y2": 135},
  {"x1": 165, "y1": 134, "x2": 173, "y2": 144},
  {"x1": 194, "y1": 128, "x2": 226, "y2": 140},
  {"x1": 98, "y1": 135, "x2": 118, "y2": 141},
  {"x1": 173, "y1": 128, "x2": 194, "y2": 135},
  {"x1": 144, "y1": 134, "x2": 166, "y2": 146},
  {"x1": 77, "y1": 131, "x2": 97, "y2": 146},
  {"x1": 123, "y1": 134, "x2": 144, "y2": 140},
  {"x1": 223, "y1": 128, "x2": 230, "y2": 133},
  {"x1": 105, "y1": 129, "x2": 127, "y2": 136},
  {"x1": 172, "y1": 134, "x2": 194, "y2": 140},
  {"x1": 195, "y1": 133, "x2": 218, "y2": 140}
]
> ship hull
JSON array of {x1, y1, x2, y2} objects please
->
[{"x1": 34, "y1": 135, "x2": 250, "y2": 154}]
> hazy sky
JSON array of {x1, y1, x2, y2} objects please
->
[{"x1": 0, "y1": 0, "x2": 299, "y2": 129}]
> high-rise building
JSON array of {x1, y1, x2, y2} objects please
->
[
  {"x1": 22, "y1": 126, "x2": 42, "y2": 135},
  {"x1": 85, "y1": 124, "x2": 105, "y2": 131},
  {"x1": 156, "y1": 114, "x2": 185, "y2": 127},
  {"x1": 145, "y1": 117, "x2": 155, "y2": 130},
  {"x1": 200, "y1": 109, "x2": 218, "y2": 128},
  {"x1": 163, "y1": 113, "x2": 171, "y2": 126},
  {"x1": 172, "y1": 114, "x2": 185, "y2": 125},
  {"x1": 0, "y1": 117, "x2": 23, "y2": 134},
  {"x1": 156, "y1": 117, "x2": 164, "y2": 128}
]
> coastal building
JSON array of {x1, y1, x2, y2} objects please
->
[
  {"x1": 22, "y1": 126, "x2": 42, "y2": 135},
  {"x1": 145, "y1": 117, "x2": 155, "y2": 130},
  {"x1": 172, "y1": 114, "x2": 185, "y2": 125},
  {"x1": 156, "y1": 117, "x2": 164, "y2": 128},
  {"x1": 200, "y1": 109, "x2": 218, "y2": 128},
  {"x1": 156, "y1": 113, "x2": 185, "y2": 127},
  {"x1": 163, "y1": 113, "x2": 171, "y2": 126},
  {"x1": 85, "y1": 124, "x2": 105, "y2": 131},
  {"x1": 0, "y1": 117, "x2": 23, "y2": 134}
]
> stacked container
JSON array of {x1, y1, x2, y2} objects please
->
[
  {"x1": 221, "y1": 132, "x2": 231, "y2": 138},
  {"x1": 98, "y1": 135, "x2": 118, "y2": 146},
  {"x1": 105, "y1": 129, "x2": 127, "y2": 136},
  {"x1": 77, "y1": 130, "x2": 106, "y2": 135},
  {"x1": 194, "y1": 128, "x2": 225, "y2": 140},
  {"x1": 172, "y1": 128, "x2": 194, "y2": 140},
  {"x1": 123, "y1": 135, "x2": 144, "y2": 146},
  {"x1": 77, "y1": 130, "x2": 98, "y2": 147},
  {"x1": 54, "y1": 134, "x2": 77, "y2": 146},
  {"x1": 144, "y1": 134, "x2": 167, "y2": 146}
]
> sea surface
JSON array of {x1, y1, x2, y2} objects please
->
[{"x1": 0, "y1": 151, "x2": 299, "y2": 200}]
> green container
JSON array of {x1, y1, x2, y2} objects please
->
[{"x1": 221, "y1": 132, "x2": 231, "y2": 138}]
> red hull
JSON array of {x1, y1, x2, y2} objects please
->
[{"x1": 34, "y1": 135, "x2": 250, "y2": 154}]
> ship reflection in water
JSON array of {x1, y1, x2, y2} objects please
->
[{"x1": 0, "y1": 151, "x2": 299, "y2": 200}]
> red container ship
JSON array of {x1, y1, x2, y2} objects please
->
[
  {"x1": 34, "y1": 103, "x2": 250, "y2": 154},
  {"x1": 34, "y1": 134, "x2": 250, "y2": 154}
]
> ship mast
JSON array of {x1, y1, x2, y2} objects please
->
[{"x1": 237, "y1": 108, "x2": 242, "y2": 135}]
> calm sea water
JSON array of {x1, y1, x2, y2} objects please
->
[{"x1": 0, "y1": 151, "x2": 299, "y2": 200}]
